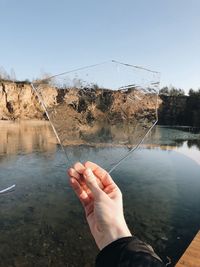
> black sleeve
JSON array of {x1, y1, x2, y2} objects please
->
[{"x1": 95, "y1": 236, "x2": 165, "y2": 267}]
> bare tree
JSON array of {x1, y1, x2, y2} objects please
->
[
  {"x1": 10, "y1": 68, "x2": 16, "y2": 81},
  {"x1": 0, "y1": 66, "x2": 10, "y2": 80}
]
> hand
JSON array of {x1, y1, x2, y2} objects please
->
[{"x1": 68, "y1": 161, "x2": 132, "y2": 250}]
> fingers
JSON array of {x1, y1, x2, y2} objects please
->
[
  {"x1": 69, "y1": 162, "x2": 104, "y2": 190},
  {"x1": 68, "y1": 168, "x2": 81, "y2": 180},
  {"x1": 68, "y1": 166, "x2": 93, "y2": 199},
  {"x1": 68, "y1": 162, "x2": 86, "y2": 186},
  {"x1": 84, "y1": 161, "x2": 116, "y2": 187},
  {"x1": 73, "y1": 162, "x2": 85, "y2": 174},
  {"x1": 70, "y1": 178, "x2": 90, "y2": 207},
  {"x1": 83, "y1": 168, "x2": 104, "y2": 200}
]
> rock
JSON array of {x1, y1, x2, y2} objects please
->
[
  {"x1": 0, "y1": 81, "x2": 44, "y2": 120},
  {"x1": 0, "y1": 82, "x2": 159, "y2": 125}
]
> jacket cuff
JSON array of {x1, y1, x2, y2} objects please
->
[{"x1": 95, "y1": 236, "x2": 163, "y2": 267}]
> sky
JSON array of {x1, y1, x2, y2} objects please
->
[{"x1": 0, "y1": 0, "x2": 200, "y2": 92}]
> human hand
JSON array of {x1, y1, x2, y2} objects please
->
[{"x1": 68, "y1": 161, "x2": 132, "y2": 250}]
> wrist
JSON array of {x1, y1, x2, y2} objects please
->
[{"x1": 98, "y1": 220, "x2": 132, "y2": 250}]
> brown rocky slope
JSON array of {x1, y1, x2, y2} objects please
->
[{"x1": 0, "y1": 81, "x2": 158, "y2": 123}]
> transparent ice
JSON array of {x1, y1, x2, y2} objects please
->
[{"x1": 31, "y1": 60, "x2": 160, "y2": 173}]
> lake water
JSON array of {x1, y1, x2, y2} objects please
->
[{"x1": 0, "y1": 121, "x2": 200, "y2": 267}]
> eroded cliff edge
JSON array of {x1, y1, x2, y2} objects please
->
[
  {"x1": 0, "y1": 81, "x2": 157, "y2": 123},
  {"x1": 0, "y1": 82, "x2": 44, "y2": 120},
  {"x1": 1, "y1": 81, "x2": 200, "y2": 127}
]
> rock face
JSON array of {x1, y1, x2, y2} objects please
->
[
  {"x1": 1, "y1": 81, "x2": 199, "y2": 128},
  {"x1": 0, "y1": 82, "x2": 158, "y2": 124},
  {"x1": 0, "y1": 82, "x2": 44, "y2": 120}
]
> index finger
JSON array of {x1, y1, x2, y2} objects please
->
[{"x1": 84, "y1": 161, "x2": 116, "y2": 187}]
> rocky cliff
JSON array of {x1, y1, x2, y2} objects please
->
[
  {"x1": 1, "y1": 81, "x2": 199, "y2": 128},
  {"x1": 0, "y1": 81, "x2": 157, "y2": 123},
  {"x1": 0, "y1": 82, "x2": 44, "y2": 120}
]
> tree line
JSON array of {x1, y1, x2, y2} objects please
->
[
  {"x1": 159, "y1": 87, "x2": 200, "y2": 127},
  {"x1": 159, "y1": 86, "x2": 200, "y2": 97}
]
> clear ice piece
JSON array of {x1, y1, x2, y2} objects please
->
[{"x1": 32, "y1": 60, "x2": 160, "y2": 172}]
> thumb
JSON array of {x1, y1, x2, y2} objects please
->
[{"x1": 83, "y1": 168, "x2": 103, "y2": 199}]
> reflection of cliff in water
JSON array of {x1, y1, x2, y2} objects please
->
[
  {"x1": 146, "y1": 126, "x2": 200, "y2": 145},
  {"x1": 0, "y1": 121, "x2": 56, "y2": 156},
  {"x1": 59, "y1": 122, "x2": 154, "y2": 146},
  {"x1": 143, "y1": 126, "x2": 200, "y2": 165}
]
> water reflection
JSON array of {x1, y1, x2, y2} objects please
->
[
  {"x1": 147, "y1": 125, "x2": 200, "y2": 145},
  {"x1": 143, "y1": 126, "x2": 200, "y2": 165},
  {"x1": 0, "y1": 122, "x2": 200, "y2": 266},
  {"x1": 1, "y1": 121, "x2": 199, "y2": 157},
  {"x1": 0, "y1": 121, "x2": 56, "y2": 156}
]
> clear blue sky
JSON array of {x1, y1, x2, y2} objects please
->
[{"x1": 0, "y1": 0, "x2": 200, "y2": 92}]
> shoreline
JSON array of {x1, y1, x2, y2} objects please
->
[{"x1": 1, "y1": 120, "x2": 199, "y2": 165}]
